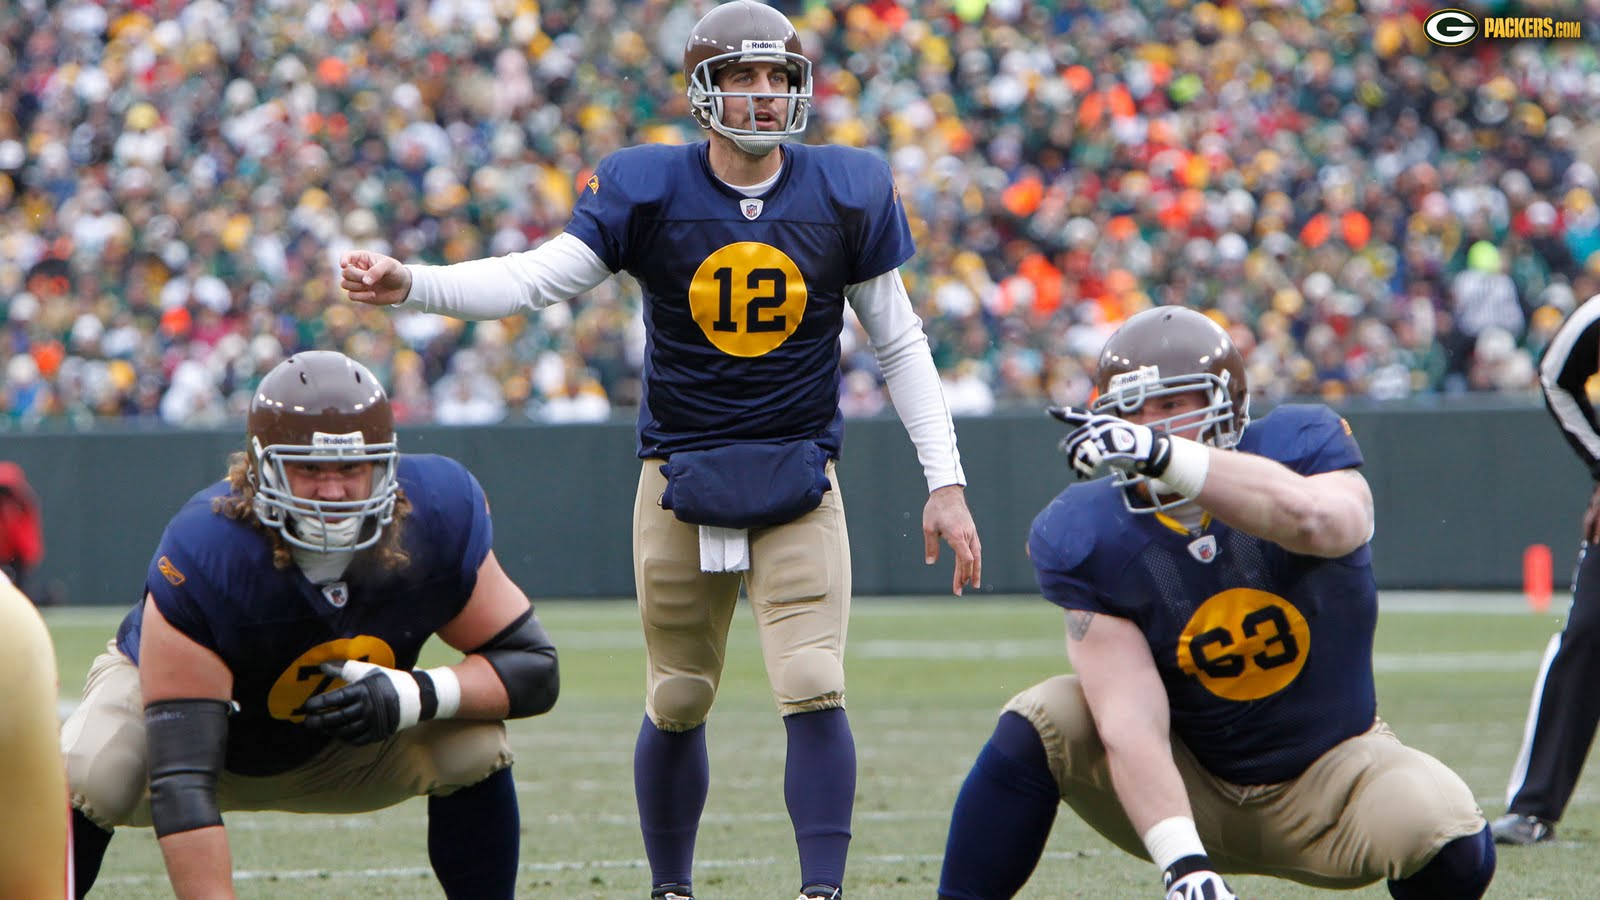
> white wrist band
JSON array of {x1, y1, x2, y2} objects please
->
[
  {"x1": 424, "y1": 666, "x2": 462, "y2": 719},
  {"x1": 1158, "y1": 437, "x2": 1210, "y2": 499},
  {"x1": 1142, "y1": 815, "x2": 1206, "y2": 873}
]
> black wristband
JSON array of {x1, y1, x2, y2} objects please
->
[
  {"x1": 413, "y1": 669, "x2": 439, "y2": 721},
  {"x1": 1163, "y1": 854, "x2": 1213, "y2": 889}
]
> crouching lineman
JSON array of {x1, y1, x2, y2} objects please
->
[
  {"x1": 61, "y1": 351, "x2": 559, "y2": 899},
  {"x1": 938, "y1": 306, "x2": 1494, "y2": 899}
]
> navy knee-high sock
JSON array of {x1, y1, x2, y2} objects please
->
[
  {"x1": 428, "y1": 766, "x2": 520, "y2": 899},
  {"x1": 635, "y1": 717, "x2": 709, "y2": 890},
  {"x1": 783, "y1": 708, "x2": 856, "y2": 892},
  {"x1": 71, "y1": 808, "x2": 113, "y2": 899},
  {"x1": 938, "y1": 712, "x2": 1060, "y2": 900},
  {"x1": 1387, "y1": 824, "x2": 1496, "y2": 900}
]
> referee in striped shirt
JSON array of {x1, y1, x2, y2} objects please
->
[{"x1": 1496, "y1": 292, "x2": 1600, "y2": 846}]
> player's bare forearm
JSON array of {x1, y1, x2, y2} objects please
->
[
  {"x1": 1066, "y1": 613, "x2": 1189, "y2": 834},
  {"x1": 158, "y1": 825, "x2": 236, "y2": 899},
  {"x1": 1194, "y1": 450, "x2": 1373, "y2": 558}
]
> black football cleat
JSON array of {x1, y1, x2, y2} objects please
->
[
  {"x1": 651, "y1": 885, "x2": 695, "y2": 900},
  {"x1": 796, "y1": 885, "x2": 842, "y2": 900}
]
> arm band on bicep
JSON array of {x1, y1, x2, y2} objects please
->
[
  {"x1": 146, "y1": 698, "x2": 230, "y2": 838},
  {"x1": 473, "y1": 609, "x2": 560, "y2": 718}
]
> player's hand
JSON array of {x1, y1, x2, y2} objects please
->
[
  {"x1": 1049, "y1": 406, "x2": 1172, "y2": 480},
  {"x1": 1584, "y1": 482, "x2": 1600, "y2": 545},
  {"x1": 302, "y1": 659, "x2": 423, "y2": 745},
  {"x1": 1165, "y1": 869, "x2": 1236, "y2": 900},
  {"x1": 339, "y1": 250, "x2": 412, "y2": 306},
  {"x1": 924, "y1": 484, "x2": 981, "y2": 596}
]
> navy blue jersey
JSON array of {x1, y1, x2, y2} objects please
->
[
  {"x1": 566, "y1": 141, "x2": 914, "y2": 459},
  {"x1": 1028, "y1": 404, "x2": 1375, "y2": 784},
  {"x1": 117, "y1": 454, "x2": 492, "y2": 776}
]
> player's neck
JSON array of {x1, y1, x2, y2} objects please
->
[{"x1": 707, "y1": 136, "x2": 783, "y2": 187}]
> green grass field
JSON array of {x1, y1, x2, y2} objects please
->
[{"x1": 46, "y1": 594, "x2": 1600, "y2": 899}]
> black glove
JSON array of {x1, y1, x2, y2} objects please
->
[
  {"x1": 1049, "y1": 406, "x2": 1172, "y2": 480},
  {"x1": 302, "y1": 659, "x2": 438, "y2": 745},
  {"x1": 1163, "y1": 855, "x2": 1237, "y2": 900}
]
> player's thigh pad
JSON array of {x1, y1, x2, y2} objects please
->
[
  {"x1": 60, "y1": 646, "x2": 151, "y2": 829},
  {"x1": 1264, "y1": 720, "x2": 1485, "y2": 884},
  {"x1": 1003, "y1": 674, "x2": 1148, "y2": 858},
  {"x1": 0, "y1": 584, "x2": 70, "y2": 897},
  {"x1": 635, "y1": 461, "x2": 743, "y2": 730},
  {"x1": 218, "y1": 719, "x2": 512, "y2": 814},
  {"x1": 748, "y1": 461, "x2": 850, "y2": 715}
]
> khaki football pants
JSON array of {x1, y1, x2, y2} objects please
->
[
  {"x1": 1005, "y1": 674, "x2": 1487, "y2": 887},
  {"x1": 62, "y1": 645, "x2": 511, "y2": 830},
  {"x1": 634, "y1": 459, "x2": 851, "y2": 730},
  {"x1": 0, "y1": 577, "x2": 71, "y2": 899}
]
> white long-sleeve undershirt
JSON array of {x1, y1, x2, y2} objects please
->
[{"x1": 403, "y1": 235, "x2": 965, "y2": 492}]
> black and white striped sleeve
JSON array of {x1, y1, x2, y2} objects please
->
[{"x1": 1539, "y1": 294, "x2": 1600, "y2": 480}]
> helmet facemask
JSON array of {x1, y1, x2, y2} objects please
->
[
  {"x1": 1090, "y1": 365, "x2": 1249, "y2": 515},
  {"x1": 250, "y1": 431, "x2": 399, "y2": 553},
  {"x1": 688, "y1": 45, "x2": 812, "y2": 156}
]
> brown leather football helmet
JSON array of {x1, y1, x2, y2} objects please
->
[
  {"x1": 1091, "y1": 305, "x2": 1250, "y2": 449},
  {"x1": 684, "y1": 1, "x2": 812, "y2": 155},
  {"x1": 247, "y1": 351, "x2": 398, "y2": 552}
]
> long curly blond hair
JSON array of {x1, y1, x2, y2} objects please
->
[{"x1": 211, "y1": 451, "x2": 412, "y2": 572}]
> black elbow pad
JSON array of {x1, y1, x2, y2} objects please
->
[
  {"x1": 146, "y1": 699, "x2": 230, "y2": 838},
  {"x1": 474, "y1": 609, "x2": 559, "y2": 718}
]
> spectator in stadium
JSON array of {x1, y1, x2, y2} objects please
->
[
  {"x1": 4, "y1": 1, "x2": 1598, "y2": 423},
  {"x1": 1493, "y1": 291, "x2": 1600, "y2": 847},
  {"x1": 338, "y1": 5, "x2": 981, "y2": 898},
  {"x1": 59, "y1": 351, "x2": 559, "y2": 899},
  {"x1": 0, "y1": 568, "x2": 71, "y2": 899},
  {"x1": 938, "y1": 306, "x2": 1494, "y2": 900}
]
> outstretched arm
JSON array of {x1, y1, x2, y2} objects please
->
[{"x1": 340, "y1": 233, "x2": 612, "y2": 320}]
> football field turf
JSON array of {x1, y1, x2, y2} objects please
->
[{"x1": 46, "y1": 593, "x2": 1600, "y2": 899}]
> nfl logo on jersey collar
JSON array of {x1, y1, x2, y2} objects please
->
[
  {"x1": 741, "y1": 198, "x2": 764, "y2": 220},
  {"x1": 1188, "y1": 535, "x2": 1219, "y2": 563},
  {"x1": 321, "y1": 581, "x2": 349, "y2": 608}
]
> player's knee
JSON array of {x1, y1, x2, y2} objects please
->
[
  {"x1": 775, "y1": 648, "x2": 844, "y2": 715},
  {"x1": 65, "y1": 739, "x2": 148, "y2": 829},
  {"x1": 1387, "y1": 825, "x2": 1495, "y2": 899},
  {"x1": 422, "y1": 721, "x2": 512, "y2": 792},
  {"x1": 651, "y1": 674, "x2": 718, "y2": 728},
  {"x1": 1007, "y1": 675, "x2": 1094, "y2": 744}
]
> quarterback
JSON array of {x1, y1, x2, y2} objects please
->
[
  {"x1": 938, "y1": 307, "x2": 1494, "y2": 900},
  {"x1": 340, "y1": 3, "x2": 981, "y2": 897},
  {"x1": 60, "y1": 351, "x2": 559, "y2": 899}
]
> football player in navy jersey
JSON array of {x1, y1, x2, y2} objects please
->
[
  {"x1": 338, "y1": 4, "x2": 981, "y2": 897},
  {"x1": 937, "y1": 307, "x2": 1493, "y2": 900},
  {"x1": 59, "y1": 351, "x2": 559, "y2": 899}
]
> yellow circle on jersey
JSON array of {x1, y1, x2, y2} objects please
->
[
  {"x1": 267, "y1": 635, "x2": 397, "y2": 722},
  {"x1": 1175, "y1": 588, "x2": 1310, "y2": 701},
  {"x1": 688, "y1": 242, "x2": 808, "y2": 357}
]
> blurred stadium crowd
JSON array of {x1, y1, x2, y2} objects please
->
[{"x1": 3, "y1": 0, "x2": 1600, "y2": 430}]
